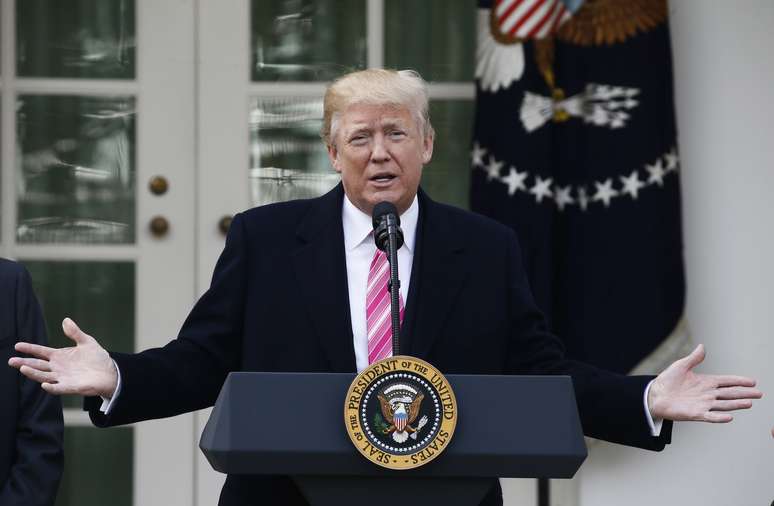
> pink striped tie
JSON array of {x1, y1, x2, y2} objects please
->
[{"x1": 367, "y1": 249, "x2": 405, "y2": 364}]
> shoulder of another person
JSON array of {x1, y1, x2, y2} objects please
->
[
  {"x1": 0, "y1": 258, "x2": 27, "y2": 296},
  {"x1": 0, "y1": 259, "x2": 25, "y2": 345},
  {"x1": 0, "y1": 257, "x2": 25, "y2": 278}
]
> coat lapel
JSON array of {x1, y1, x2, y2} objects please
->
[
  {"x1": 291, "y1": 184, "x2": 357, "y2": 372},
  {"x1": 405, "y1": 190, "x2": 468, "y2": 360}
]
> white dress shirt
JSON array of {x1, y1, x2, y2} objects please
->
[{"x1": 342, "y1": 194, "x2": 418, "y2": 372}]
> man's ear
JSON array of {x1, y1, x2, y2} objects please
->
[
  {"x1": 327, "y1": 143, "x2": 341, "y2": 173},
  {"x1": 421, "y1": 134, "x2": 435, "y2": 164}
]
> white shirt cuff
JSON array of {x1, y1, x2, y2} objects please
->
[
  {"x1": 98, "y1": 359, "x2": 122, "y2": 414},
  {"x1": 644, "y1": 379, "x2": 663, "y2": 437}
]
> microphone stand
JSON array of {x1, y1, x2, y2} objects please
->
[{"x1": 384, "y1": 214, "x2": 401, "y2": 357}]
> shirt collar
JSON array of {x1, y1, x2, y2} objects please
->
[{"x1": 342, "y1": 194, "x2": 418, "y2": 253}]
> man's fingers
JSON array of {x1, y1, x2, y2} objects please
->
[
  {"x1": 714, "y1": 375, "x2": 758, "y2": 388},
  {"x1": 41, "y1": 382, "x2": 70, "y2": 396},
  {"x1": 8, "y1": 357, "x2": 51, "y2": 372},
  {"x1": 715, "y1": 386, "x2": 763, "y2": 400},
  {"x1": 14, "y1": 342, "x2": 54, "y2": 360},
  {"x1": 711, "y1": 399, "x2": 753, "y2": 412},
  {"x1": 62, "y1": 317, "x2": 92, "y2": 345},
  {"x1": 19, "y1": 365, "x2": 57, "y2": 384},
  {"x1": 703, "y1": 412, "x2": 733, "y2": 423}
]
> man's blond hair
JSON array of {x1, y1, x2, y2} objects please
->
[{"x1": 321, "y1": 68, "x2": 434, "y2": 147}]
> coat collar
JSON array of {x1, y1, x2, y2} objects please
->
[
  {"x1": 291, "y1": 184, "x2": 357, "y2": 372},
  {"x1": 402, "y1": 189, "x2": 468, "y2": 360}
]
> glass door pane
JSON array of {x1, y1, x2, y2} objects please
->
[
  {"x1": 17, "y1": 0, "x2": 135, "y2": 79},
  {"x1": 385, "y1": 0, "x2": 475, "y2": 82},
  {"x1": 249, "y1": 96, "x2": 338, "y2": 206},
  {"x1": 251, "y1": 0, "x2": 367, "y2": 81},
  {"x1": 17, "y1": 94, "x2": 136, "y2": 243}
]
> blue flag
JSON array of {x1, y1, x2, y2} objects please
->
[{"x1": 470, "y1": 0, "x2": 688, "y2": 374}]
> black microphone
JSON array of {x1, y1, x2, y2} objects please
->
[
  {"x1": 371, "y1": 202, "x2": 404, "y2": 357},
  {"x1": 372, "y1": 202, "x2": 404, "y2": 252}
]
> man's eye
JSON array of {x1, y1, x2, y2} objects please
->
[
  {"x1": 350, "y1": 135, "x2": 368, "y2": 144},
  {"x1": 389, "y1": 131, "x2": 406, "y2": 139}
]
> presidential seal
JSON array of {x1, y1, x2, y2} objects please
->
[{"x1": 344, "y1": 356, "x2": 457, "y2": 470}]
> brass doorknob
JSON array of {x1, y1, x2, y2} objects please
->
[
  {"x1": 148, "y1": 176, "x2": 169, "y2": 195},
  {"x1": 149, "y1": 216, "x2": 170, "y2": 237},
  {"x1": 218, "y1": 215, "x2": 233, "y2": 236}
]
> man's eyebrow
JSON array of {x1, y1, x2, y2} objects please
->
[
  {"x1": 345, "y1": 126, "x2": 371, "y2": 137},
  {"x1": 380, "y1": 119, "x2": 408, "y2": 129}
]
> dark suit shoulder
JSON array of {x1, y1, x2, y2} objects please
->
[
  {"x1": 240, "y1": 197, "x2": 318, "y2": 228},
  {"x1": 237, "y1": 186, "x2": 344, "y2": 246},
  {"x1": 237, "y1": 198, "x2": 322, "y2": 251}
]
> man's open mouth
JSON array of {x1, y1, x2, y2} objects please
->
[{"x1": 370, "y1": 174, "x2": 397, "y2": 183}]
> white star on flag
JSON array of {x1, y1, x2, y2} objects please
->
[
  {"x1": 620, "y1": 170, "x2": 645, "y2": 199},
  {"x1": 577, "y1": 186, "x2": 589, "y2": 211},
  {"x1": 484, "y1": 156, "x2": 504, "y2": 181},
  {"x1": 530, "y1": 176, "x2": 553, "y2": 203},
  {"x1": 554, "y1": 185, "x2": 574, "y2": 211},
  {"x1": 664, "y1": 149, "x2": 679, "y2": 171},
  {"x1": 501, "y1": 167, "x2": 528, "y2": 196},
  {"x1": 471, "y1": 142, "x2": 487, "y2": 168},
  {"x1": 596, "y1": 85, "x2": 612, "y2": 98},
  {"x1": 592, "y1": 178, "x2": 619, "y2": 207},
  {"x1": 646, "y1": 159, "x2": 666, "y2": 186}
]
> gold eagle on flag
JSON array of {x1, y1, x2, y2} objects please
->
[{"x1": 555, "y1": 0, "x2": 667, "y2": 46}]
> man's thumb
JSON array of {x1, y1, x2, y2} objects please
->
[
  {"x1": 682, "y1": 343, "x2": 706, "y2": 370},
  {"x1": 62, "y1": 318, "x2": 90, "y2": 345}
]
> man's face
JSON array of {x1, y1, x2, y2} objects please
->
[{"x1": 327, "y1": 103, "x2": 433, "y2": 216}]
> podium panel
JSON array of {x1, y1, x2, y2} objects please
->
[{"x1": 200, "y1": 372, "x2": 587, "y2": 478}]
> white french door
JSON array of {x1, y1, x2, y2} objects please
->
[{"x1": 1, "y1": 0, "x2": 196, "y2": 505}]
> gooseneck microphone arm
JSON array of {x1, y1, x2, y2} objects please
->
[{"x1": 372, "y1": 202, "x2": 405, "y2": 357}]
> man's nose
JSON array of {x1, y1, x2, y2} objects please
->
[{"x1": 371, "y1": 137, "x2": 390, "y2": 162}]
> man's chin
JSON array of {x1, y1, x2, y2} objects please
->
[
  {"x1": 368, "y1": 194, "x2": 416, "y2": 216},
  {"x1": 346, "y1": 187, "x2": 415, "y2": 216},
  {"x1": 364, "y1": 190, "x2": 400, "y2": 208}
]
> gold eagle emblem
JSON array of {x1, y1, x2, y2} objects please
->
[{"x1": 378, "y1": 391, "x2": 425, "y2": 443}]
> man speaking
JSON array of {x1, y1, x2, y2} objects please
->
[{"x1": 8, "y1": 69, "x2": 762, "y2": 506}]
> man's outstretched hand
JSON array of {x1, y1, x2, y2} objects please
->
[
  {"x1": 648, "y1": 344, "x2": 762, "y2": 423},
  {"x1": 8, "y1": 318, "x2": 118, "y2": 398}
]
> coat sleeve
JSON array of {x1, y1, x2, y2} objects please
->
[
  {"x1": 0, "y1": 265, "x2": 64, "y2": 506},
  {"x1": 503, "y1": 229, "x2": 672, "y2": 451},
  {"x1": 87, "y1": 212, "x2": 248, "y2": 427}
]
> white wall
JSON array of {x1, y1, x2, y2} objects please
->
[{"x1": 578, "y1": 1, "x2": 774, "y2": 505}]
